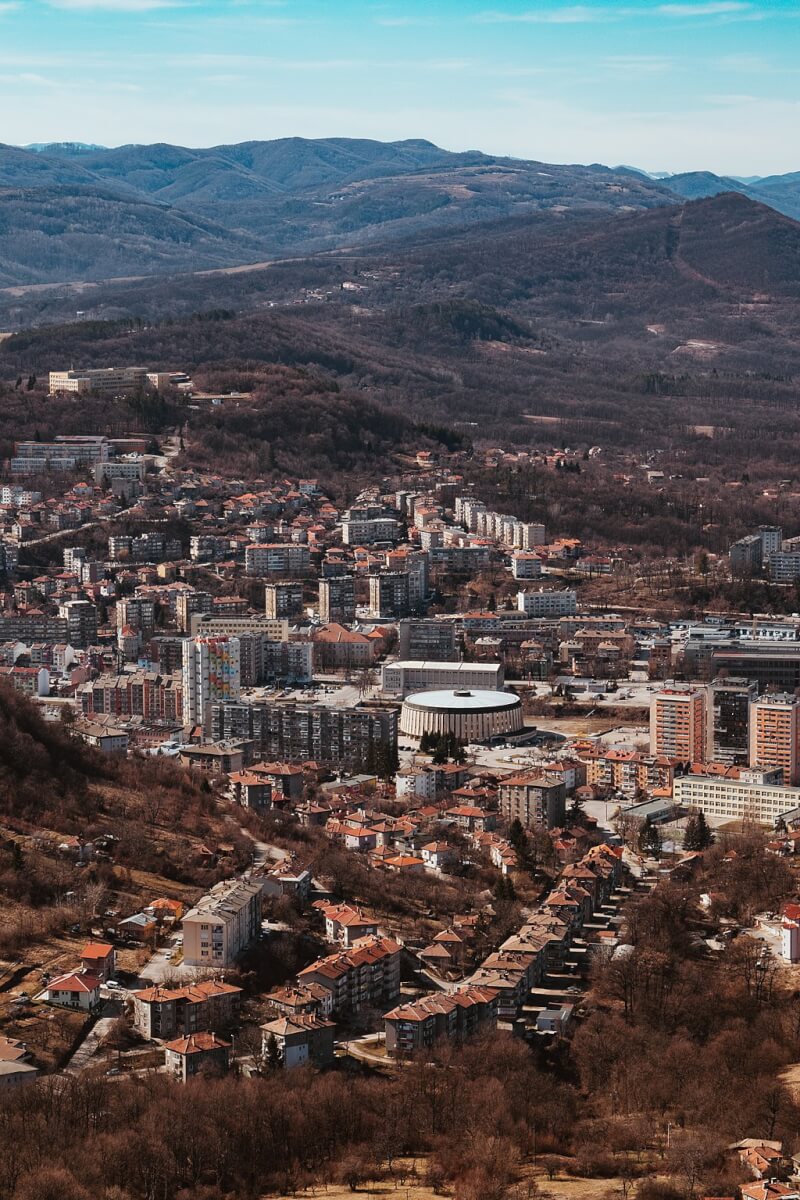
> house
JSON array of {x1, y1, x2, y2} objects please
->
[
  {"x1": 740, "y1": 1185, "x2": 799, "y2": 1200},
  {"x1": 118, "y1": 911, "x2": 157, "y2": 941},
  {"x1": 421, "y1": 841, "x2": 456, "y2": 871},
  {"x1": 536, "y1": 1004, "x2": 575, "y2": 1036},
  {"x1": 80, "y1": 942, "x2": 116, "y2": 980},
  {"x1": 445, "y1": 805, "x2": 496, "y2": 833},
  {"x1": 41, "y1": 970, "x2": 102, "y2": 1011},
  {"x1": 738, "y1": 1145, "x2": 788, "y2": 1180},
  {"x1": 0, "y1": 1061, "x2": 39, "y2": 1089},
  {"x1": 265, "y1": 983, "x2": 334, "y2": 1020},
  {"x1": 314, "y1": 902, "x2": 379, "y2": 948},
  {"x1": 260, "y1": 1013, "x2": 336, "y2": 1068},
  {"x1": 259, "y1": 860, "x2": 313, "y2": 903},
  {"x1": 164, "y1": 1031, "x2": 233, "y2": 1081},
  {"x1": 146, "y1": 897, "x2": 184, "y2": 923}
]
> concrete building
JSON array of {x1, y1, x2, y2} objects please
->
[
  {"x1": 318, "y1": 576, "x2": 356, "y2": 625},
  {"x1": 384, "y1": 986, "x2": 498, "y2": 1057},
  {"x1": 164, "y1": 1032, "x2": 233, "y2": 1081},
  {"x1": 260, "y1": 1014, "x2": 335, "y2": 1068},
  {"x1": 398, "y1": 618, "x2": 457, "y2": 662},
  {"x1": 212, "y1": 701, "x2": 398, "y2": 772},
  {"x1": 58, "y1": 599, "x2": 97, "y2": 649},
  {"x1": 49, "y1": 367, "x2": 150, "y2": 395},
  {"x1": 182, "y1": 878, "x2": 263, "y2": 968},
  {"x1": 182, "y1": 636, "x2": 241, "y2": 728},
  {"x1": 498, "y1": 772, "x2": 567, "y2": 831},
  {"x1": 382, "y1": 659, "x2": 503, "y2": 697},
  {"x1": 517, "y1": 589, "x2": 577, "y2": 617},
  {"x1": 749, "y1": 693, "x2": 800, "y2": 785},
  {"x1": 132, "y1": 979, "x2": 242, "y2": 1040},
  {"x1": 709, "y1": 676, "x2": 757, "y2": 764},
  {"x1": 730, "y1": 534, "x2": 764, "y2": 576},
  {"x1": 368, "y1": 572, "x2": 410, "y2": 619},
  {"x1": 265, "y1": 581, "x2": 304, "y2": 621},
  {"x1": 245, "y1": 544, "x2": 311, "y2": 577},
  {"x1": 400, "y1": 688, "x2": 523, "y2": 743},
  {"x1": 674, "y1": 768, "x2": 800, "y2": 825},
  {"x1": 176, "y1": 591, "x2": 213, "y2": 633},
  {"x1": 649, "y1": 683, "x2": 709, "y2": 762}
]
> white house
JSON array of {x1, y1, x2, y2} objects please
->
[{"x1": 41, "y1": 971, "x2": 102, "y2": 1011}]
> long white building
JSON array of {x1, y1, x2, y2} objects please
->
[
  {"x1": 382, "y1": 659, "x2": 504, "y2": 697},
  {"x1": 673, "y1": 767, "x2": 800, "y2": 825}
]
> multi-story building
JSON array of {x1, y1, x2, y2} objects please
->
[
  {"x1": 382, "y1": 659, "x2": 503, "y2": 697},
  {"x1": 768, "y1": 553, "x2": 800, "y2": 583},
  {"x1": 79, "y1": 671, "x2": 184, "y2": 723},
  {"x1": 674, "y1": 767, "x2": 799, "y2": 825},
  {"x1": 263, "y1": 639, "x2": 313, "y2": 683},
  {"x1": 117, "y1": 597, "x2": 156, "y2": 640},
  {"x1": 759, "y1": 526, "x2": 783, "y2": 559},
  {"x1": 649, "y1": 683, "x2": 709, "y2": 762},
  {"x1": 708, "y1": 676, "x2": 757, "y2": 764},
  {"x1": 398, "y1": 618, "x2": 457, "y2": 662},
  {"x1": 498, "y1": 773, "x2": 567, "y2": 830},
  {"x1": 368, "y1": 572, "x2": 410, "y2": 619},
  {"x1": 182, "y1": 636, "x2": 241, "y2": 728},
  {"x1": 49, "y1": 367, "x2": 150, "y2": 395},
  {"x1": 176, "y1": 591, "x2": 213, "y2": 633},
  {"x1": 312, "y1": 624, "x2": 378, "y2": 670},
  {"x1": 260, "y1": 1014, "x2": 336, "y2": 1069},
  {"x1": 385, "y1": 548, "x2": 429, "y2": 611},
  {"x1": 58, "y1": 599, "x2": 98, "y2": 649},
  {"x1": 517, "y1": 589, "x2": 577, "y2": 617},
  {"x1": 749, "y1": 693, "x2": 800, "y2": 785},
  {"x1": 189, "y1": 614, "x2": 289, "y2": 641},
  {"x1": 164, "y1": 1032, "x2": 233, "y2": 1082},
  {"x1": 297, "y1": 936, "x2": 401, "y2": 1015},
  {"x1": 245, "y1": 544, "x2": 311, "y2": 577},
  {"x1": 265, "y1": 582, "x2": 304, "y2": 622},
  {"x1": 211, "y1": 701, "x2": 397, "y2": 772},
  {"x1": 182, "y1": 878, "x2": 263, "y2": 968},
  {"x1": 341, "y1": 506, "x2": 401, "y2": 546},
  {"x1": 0, "y1": 615, "x2": 68, "y2": 642},
  {"x1": 132, "y1": 979, "x2": 242, "y2": 1040},
  {"x1": 730, "y1": 534, "x2": 764, "y2": 575},
  {"x1": 511, "y1": 553, "x2": 543, "y2": 580},
  {"x1": 318, "y1": 576, "x2": 356, "y2": 625},
  {"x1": 384, "y1": 986, "x2": 498, "y2": 1057}
]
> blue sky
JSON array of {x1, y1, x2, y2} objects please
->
[{"x1": 1, "y1": 0, "x2": 798, "y2": 174}]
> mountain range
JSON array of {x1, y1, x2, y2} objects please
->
[{"x1": 0, "y1": 137, "x2": 737, "y2": 288}]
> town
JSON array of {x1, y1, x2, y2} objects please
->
[{"x1": 2, "y1": 364, "x2": 800, "y2": 1200}]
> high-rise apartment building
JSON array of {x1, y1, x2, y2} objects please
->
[
  {"x1": 649, "y1": 683, "x2": 709, "y2": 762},
  {"x1": 319, "y1": 575, "x2": 356, "y2": 625},
  {"x1": 708, "y1": 676, "x2": 757, "y2": 764},
  {"x1": 211, "y1": 702, "x2": 397, "y2": 772},
  {"x1": 398, "y1": 618, "x2": 457, "y2": 662},
  {"x1": 368, "y1": 572, "x2": 410, "y2": 619},
  {"x1": 749, "y1": 692, "x2": 800, "y2": 785},
  {"x1": 182, "y1": 636, "x2": 241, "y2": 728},
  {"x1": 176, "y1": 591, "x2": 213, "y2": 633},
  {"x1": 265, "y1": 581, "x2": 304, "y2": 621},
  {"x1": 59, "y1": 599, "x2": 98, "y2": 649}
]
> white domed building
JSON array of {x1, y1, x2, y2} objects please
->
[{"x1": 400, "y1": 688, "x2": 523, "y2": 743}]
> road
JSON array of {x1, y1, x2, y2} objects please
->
[{"x1": 63, "y1": 1000, "x2": 122, "y2": 1075}]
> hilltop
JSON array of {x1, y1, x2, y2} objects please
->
[{"x1": 0, "y1": 137, "x2": 678, "y2": 285}]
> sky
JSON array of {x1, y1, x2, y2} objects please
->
[{"x1": 0, "y1": 0, "x2": 798, "y2": 175}]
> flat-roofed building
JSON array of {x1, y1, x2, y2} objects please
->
[
  {"x1": 649, "y1": 683, "x2": 709, "y2": 762},
  {"x1": 749, "y1": 693, "x2": 800, "y2": 785},
  {"x1": 382, "y1": 659, "x2": 503, "y2": 697},
  {"x1": 674, "y1": 767, "x2": 799, "y2": 825}
]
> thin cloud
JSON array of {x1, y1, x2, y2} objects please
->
[
  {"x1": 475, "y1": 6, "x2": 610, "y2": 23},
  {"x1": 46, "y1": 0, "x2": 191, "y2": 10},
  {"x1": 657, "y1": 2, "x2": 752, "y2": 13}
]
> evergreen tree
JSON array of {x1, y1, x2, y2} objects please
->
[
  {"x1": 638, "y1": 815, "x2": 662, "y2": 859},
  {"x1": 264, "y1": 1032, "x2": 282, "y2": 1071},
  {"x1": 684, "y1": 810, "x2": 713, "y2": 850}
]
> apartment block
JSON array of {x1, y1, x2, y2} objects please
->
[
  {"x1": 498, "y1": 772, "x2": 567, "y2": 830},
  {"x1": 674, "y1": 768, "x2": 800, "y2": 825},
  {"x1": 368, "y1": 571, "x2": 410, "y2": 619},
  {"x1": 182, "y1": 636, "x2": 241, "y2": 727},
  {"x1": 182, "y1": 879, "x2": 263, "y2": 968},
  {"x1": 211, "y1": 701, "x2": 398, "y2": 772},
  {"x1": 265, "y1": 581, "x2": 304, "y2": 621},
  {"x1": 649, "y1": 683, "x2": 709, "y2": 762},
  {"x1": 132, "y1": 979, "x2": 242, "y2": 1040},
  {"x1": 749, "y1": 693, "x2": 800, "y2": 785},
  {"x1": 245, "y1": 544, "x2": 311, "y2": 577},
  {"x1": 58, "y1": 599, "x2": 98, "y2": 649},
  {"x1": 398, "y1": 618, "x2": 457, "y2": 662},
  {"x1": 708, "y1": 676, "x2": 757, "y2": 764},
  {"x1": 318, "y1": 575, "x2": 356, "y2": 625},
  {"x1": 730, "y1": 534, "x2": 764, "y2": 575},
  {"x1": 297, "y1": 936, "x2": 401, "y2": 1015},
  {"x1": 517, "y1": 589, "x2": 577, "y2": 617},
  {"x1": 385, "y1": 986, "x2": 498, "y2": 1057}
]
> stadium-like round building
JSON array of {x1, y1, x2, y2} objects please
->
[{"x1": 400, "y1": 688, "x2": 523, "y2": 743}]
